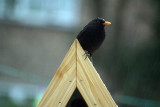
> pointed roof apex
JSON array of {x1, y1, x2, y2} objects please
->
[{"x1": 37, "y1": 39, "x2": 117, "y2": 107}]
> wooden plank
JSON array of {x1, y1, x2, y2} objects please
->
[
  {"x1": 37, "y1": 39, "x2": 117, "y2": 107},
  {"x1": 76, "y1": 39, "x2": 117, "y2": 107},
  {"x1": 37, "y1": 40, "x2": 77, "y2": 107}
]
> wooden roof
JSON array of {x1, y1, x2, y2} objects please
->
[{"x1": 37, "y1": 39, "x2": 117, "y2": 107}]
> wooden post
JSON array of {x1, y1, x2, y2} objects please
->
[{"x1": 37, "y1": 39, "x2": 117, "y2": 107}]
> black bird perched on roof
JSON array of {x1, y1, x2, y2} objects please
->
[{"x1": 77, "y1": 17, "x2": 111, "y2": 57}]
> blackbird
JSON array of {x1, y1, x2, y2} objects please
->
[{"x1": 77, "y1": 17, "x2": 111, "y2": 57}]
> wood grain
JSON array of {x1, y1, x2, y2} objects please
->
[
  {"x1": 37, "y1": 39, "x2": 117, "y2": 107},
  {"x1": 37, "y1": 40, "x2": 77, "y2": 107},
  {"x1": 76, "y1": 39, "x2": 117, "y2": 106}
]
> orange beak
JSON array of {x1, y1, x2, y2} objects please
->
[{"x1": 103, "y1": 21, "x2": 111, "y2": 25}]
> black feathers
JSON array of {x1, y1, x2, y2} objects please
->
[{"x1": 77, "y1": 18, "x2": 110, "y2": 57}]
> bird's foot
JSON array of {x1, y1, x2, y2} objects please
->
[
  {"x1": 82, "y1": 51, "x2": 93, "y2": 63},
  {"x1": 83, "y1": 50, "x2": 90, "y2": 59},
  {"x1": 83, "y1": 50, "x2": 93, "y2": 60}
]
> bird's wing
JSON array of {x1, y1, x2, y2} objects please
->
[{"x1": 77, "y1": 26, "x2": 88, "y2": 40}]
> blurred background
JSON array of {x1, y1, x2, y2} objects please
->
[{"x1": 0, "y1": 0, "x2": 160, "y2": 107}]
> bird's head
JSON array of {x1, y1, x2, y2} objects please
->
[{"x1": 88, "y1": 17, "x2": 111, "y2": 28}]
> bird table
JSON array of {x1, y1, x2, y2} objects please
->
[{"x1": 37, "y1": 39, "x2": 117, "y2": 107}]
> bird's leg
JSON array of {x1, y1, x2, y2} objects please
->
[
  {"x1": 89, "y1": 53, "x2": 93, "y2": 63},
  {"x1": 83, "y1": 50, "x2": 90, "y2": 59},
  {"x1": 82, "y1": 51, "x2": 93, "y2": 63}
]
